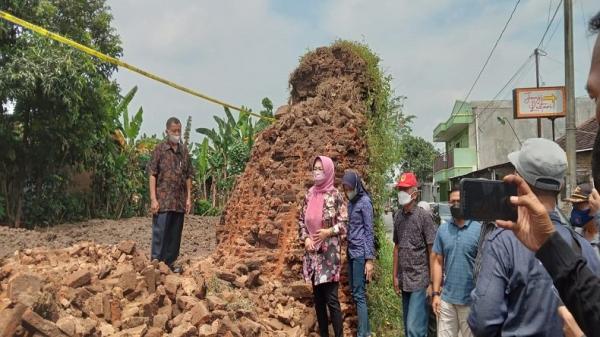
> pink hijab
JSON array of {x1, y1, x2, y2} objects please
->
[{"x1": 305, "y1": 156, "x2": 336, "y2": 235}]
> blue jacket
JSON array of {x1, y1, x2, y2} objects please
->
[
  {"x1": 347, "y1": 194, "x2": 375, "y2": 260},
  {"x1": 468, "y1": 210, "x2": 600, "y2": 337}
]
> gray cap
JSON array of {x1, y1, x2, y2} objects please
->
[{"x1": 507, "y1": 138, "x2": 566, "y2": 191}]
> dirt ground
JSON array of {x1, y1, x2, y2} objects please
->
[{"x1": 0, "y1": 215, "x2": 218, "y2": 260}]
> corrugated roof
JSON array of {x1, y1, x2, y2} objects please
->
[{"x1": 556, "y1": 117, "x2": 598, "y2": 152}]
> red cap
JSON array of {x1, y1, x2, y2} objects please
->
[{"x1": 396, "y1": 172, "x2": 418, "y2": 188}]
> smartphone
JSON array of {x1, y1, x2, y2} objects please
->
[{"x1": 460, "y1": 178, "x2": 517, "y2": 222}]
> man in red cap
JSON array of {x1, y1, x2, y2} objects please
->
[{"x1": 393, "y1": 172, "x2": 437, "y2": 337}]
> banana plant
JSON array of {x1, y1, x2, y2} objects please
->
[
  {"x1": 255, "y1": 97, "x2": 274, "y2": 133},
  {"x1": 115, "y1": 86, "x2": 143, "y2": 147},
  {"x1": 195, "y1": 98, "x2": 274, "y2": 207}
]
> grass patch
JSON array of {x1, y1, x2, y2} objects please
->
[
  {"x1": 207, "y1": 275, "x2": 230, "y2": 295},
  {"x1": 368, "y1": 224, "x2": 404, "y2": 336},
  {"x1": 227, "y1": 296, "x2": 254, "y2": 312}
]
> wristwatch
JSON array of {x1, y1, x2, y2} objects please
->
[{"x1": 431, "y1": 291, "x2": 441, "y2": 297}]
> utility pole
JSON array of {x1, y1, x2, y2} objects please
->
[
  {"x1": 534, "y1": 48, "x2": 542, "y2": 137},
  {"x1": 564, "y1": 0, "x2": 577, "y2": 196}
]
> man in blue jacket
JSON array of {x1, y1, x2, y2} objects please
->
[{"x1": 468, "y1": 138, "x2": 600, "y2": 336}]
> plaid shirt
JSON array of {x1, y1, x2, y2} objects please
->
[
  {"x1": 147, "y1": 141, "x2": 194, "y2": 213},
  {"x1": 393, "y1": 205, "x2": 437, "y2": 292}
]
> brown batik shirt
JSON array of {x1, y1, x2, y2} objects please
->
[
  {"x1": 148, "y1": 141, "x2": 194, "y2": 213},
  {"x1": 393, "y1": 204, "x2": 437, "y2": 292}
]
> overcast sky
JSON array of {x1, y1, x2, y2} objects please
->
[{"x1": 106, "y1": 0, "x2": 598, "y2": 145}]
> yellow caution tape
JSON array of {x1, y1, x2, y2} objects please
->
[{"x1": 0, "y1": 10, "x2": 275, "y2": 122}]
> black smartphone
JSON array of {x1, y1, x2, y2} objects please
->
[{"x1": 460, "y1": 178, "x2": 517, "y2": 222}]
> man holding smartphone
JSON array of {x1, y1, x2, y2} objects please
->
[
  {"x1": 468, "y1": 138, "x2": 600, "y2": 336},
  {"x1": 431, "y1": 185, "x2": 481, "y2": 337}
]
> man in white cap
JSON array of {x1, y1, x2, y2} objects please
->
[{"x1": 468, "y1": 138, "x2": 600, "y2": 337}]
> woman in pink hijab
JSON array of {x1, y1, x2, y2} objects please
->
[{"x1": 299, "y1": 155, "x2": 348, "y2": 337}]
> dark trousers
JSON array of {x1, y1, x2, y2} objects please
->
[
  {"x1": 313, "y1": 281, "x2": 343, "y2": 337},
  {"x1": 151, "y1": 211, "x2": 184, "y2": 266},
  {"x1": 426, "y1": 298, "x2": 437, "y2": 337}
]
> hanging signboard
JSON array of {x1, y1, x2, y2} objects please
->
[{"x1": 513, "y1": 86, "x2": 566, "y2": 119}]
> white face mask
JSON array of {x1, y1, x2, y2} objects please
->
[
  {"x1": 398, "y1": 191, "x2": 413, "y2": 206},
  {"x1": 169, "y1": 134, "x2": 181, "y2": 143}
]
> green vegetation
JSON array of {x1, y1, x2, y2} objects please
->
[
  {"x1": 0, "y1": 0, "x2": 270, "y2": 226},
  {"x1": 194, "y1": 99, "x2": 274, "y2": 210},
  {"x1": 0, "y1": 0, "x2": 123, "y2": 227},
  {"x1": 399, "y1": 134, "x2": 440, "y2": 182}
]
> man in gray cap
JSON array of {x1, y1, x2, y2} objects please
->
[{"x1": 467, "y1": 138, "x2": 600, "y2": 337}]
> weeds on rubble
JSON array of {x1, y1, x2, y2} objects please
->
[
  {"x1": 227, "y1": 296, "x2": 254, "y2": 312},
  {"x1": 207, "y1": 275, "x2": 229, "y2": 295}
]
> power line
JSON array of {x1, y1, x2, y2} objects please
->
[
  {"x1": 475, "y1": 1, "x2": 563, "y2": 122},
  {"x1": 578, "y1": 0, "x2": 592, "y2": 60},
  {"x1": 548, "y1": 0, "x2": 554, "y2": 26},
  {"x1": 538, "y1": 0, "x2": 564, "y2": 49},
  {"x1": 474, "y1": 54, "x2": 535, "y2": 120},
  {"x1": 477, "y1": 58, "x2": 535, "y2": 128},
  {"x1": 546, "y1": 15, "x2": 563, "y2": 48},
  {"x1": 452, "y1": 0, "x2": 521, "y2": 118}
]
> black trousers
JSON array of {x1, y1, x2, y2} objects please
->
[
  {"x1": 151, "y1": 211, "x2": 184, "y2": 266},
  {"x1": 313, "y1": 281, "x2": 343, "y2": 337}
]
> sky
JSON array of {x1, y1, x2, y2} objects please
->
[{"x1": 106, "y1": 0, "x2": 599, "y2": 145}]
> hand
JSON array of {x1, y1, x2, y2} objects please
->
[
  {"x1": 317, "y1": 228, "x2": 333, "y2": 241},
  {"x1": 393, "y1": 276, "x2": 401, "y2": 296},
  {"x1": 589, "y1": 188, "x2": 600, "y2": 216},
  {"x1": 151, "y1": 199, "x2": 160, "y2": 214},
  {"x1": 558, "y1": 306, "x2": 584, "y2": 337},
  {"x1": 185, "y1": 198, "x2": 192, "y2": 215},
  {"x1": 495, "y1": 174, "x2": 556, "y2": 252},
  {"x1": 432, "y1": 295, "x2": 441, "y2": 318},
  {"x1": 365, "y1": 260, "x2": 374, "y2": 282},
  {"x1": 304, "y1": 237, "x2": 315, "y2": 252}
]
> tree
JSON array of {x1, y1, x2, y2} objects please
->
[
  {"x1": 184, "y1": 116, "x2": 192, "y2": 146},
  {"x1": 195, "y1": 138, "x2": 210, "y2": 199},
  {"x1": 0, "y1": 0, "x2": 122, "y2": 226},
  {"x1": 90, "y1": 86, "x2": 150, "y2": 220},
  {"x1": 255, "y1": 98, "x2": 274, "y2": 133},
  {"x1": 398, "y1": 135, "x2": 439, "y2": 182}
]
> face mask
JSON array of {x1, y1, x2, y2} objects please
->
[
  {"x1": 398, "y1": 191, "x2": 413, "y2": 206},
  {"x1": 450, "y1": 205, "x2": 464, "y2": 220},
  {"x1": 570, "y1": 208, "x2": 593, "y2": 227},
  {"x1": 313, "y1": 171, "x2": 326, "y2": 185},
  {"x1": 346, "y1": 189, "x2": 357, "y2": 201},
  {"x1": 169, "y1": 134, "x2": 180, "y2": 143}
]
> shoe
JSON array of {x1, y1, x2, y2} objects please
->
[{"x1": 171, "y1": 265, "x2": 183, "y2": 274}]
